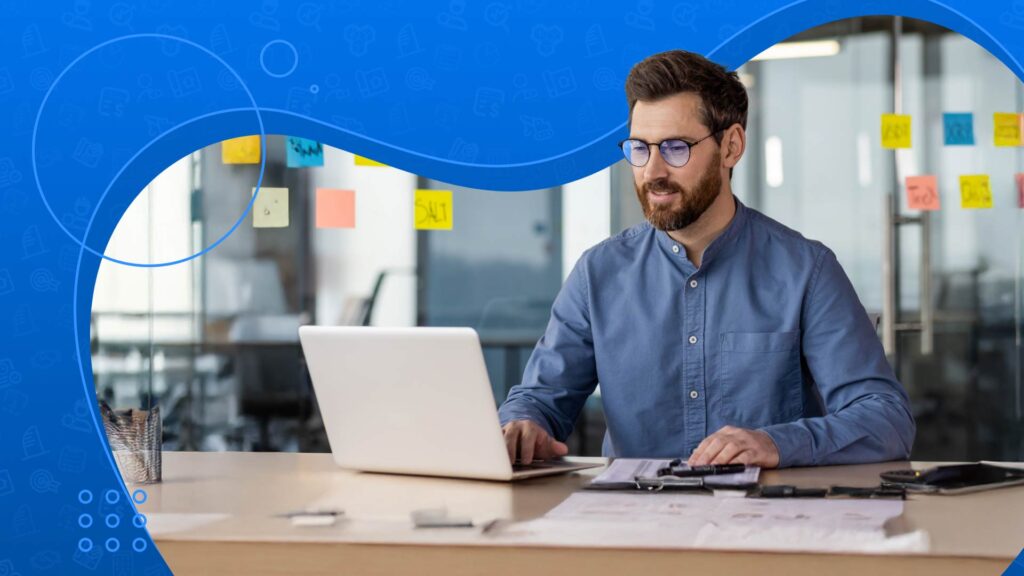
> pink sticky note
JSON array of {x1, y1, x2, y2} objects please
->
[
  {"x1": 316, "y1": 188, "x2": 355, "y2": 228},
  {"x1": 905, "y1": 175, "x2": 940, "y2": 211},
  {"x1": 1017, "y1": 173, "x2": 1024, "y2": 209}
]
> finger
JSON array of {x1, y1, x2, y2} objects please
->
[
  {"x1": 688, "y1": 434, "x2": 718, "y2": 465},
  {"x1": 550, "y1": 439, "x2": 568, "y2": 457},
  {"x1": 537, "y1": 435, "x2": 568, "y2": 460},
  {"x1": 710, "y1": 441, "x2": 742, "y2": 465},
  {"x1": 503, "y1": 426, "x2": 520, "y2": 463},
  {"x1": 519, "y1": 428, "x2": 538, "y2": 464},
  {"x1": 691, "y1": 436, "x2": 725, "y2": 466}
]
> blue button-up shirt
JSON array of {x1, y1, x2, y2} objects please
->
[{"x1": 498, "y1": 197, "x2": 915, "y2": 468}]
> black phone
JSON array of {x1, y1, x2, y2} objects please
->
[{"x1": 880, "y1": 463, "x2": 1024, "y2": 494}]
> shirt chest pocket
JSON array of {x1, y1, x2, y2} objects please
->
[{"x1": 718, "y1": 331, "x2": 802, "y2": 428}]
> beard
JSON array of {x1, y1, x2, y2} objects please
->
[{"x1": 635, "y1": 154, "x2": 722, "y2": 232}]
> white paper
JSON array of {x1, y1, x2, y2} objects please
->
[{"x1": 496, "y1": 491, "x2": 929, "y2": 554}]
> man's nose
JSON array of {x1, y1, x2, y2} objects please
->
[{"x1": 643, "y1": 145, "x2": 670, "y2": 181}]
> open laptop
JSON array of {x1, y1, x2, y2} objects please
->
[{"x1": 299, "y1": 326, "x2": 600, "y2": 481}]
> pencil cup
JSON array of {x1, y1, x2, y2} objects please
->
[{"x1": 101, "y1": 402, "x2": 162, "y2": 484}]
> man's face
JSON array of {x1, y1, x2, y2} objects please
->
[{"x1": 630, "y1": 92, "x2": 723, "y2": 232}]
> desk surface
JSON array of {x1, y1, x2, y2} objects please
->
[{"x1": 141, "y1": 452, "x2": 1023, "y2": 576}]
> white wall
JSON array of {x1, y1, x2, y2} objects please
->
[
  {"x1": 562, "y1": 167, "x2": 612, "y2": 280},
  {"x1": 309, "y1": 147, "x2": 418, "y2": 327}
]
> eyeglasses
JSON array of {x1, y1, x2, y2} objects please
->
[{"x1": 618, "y1": 131, "x2": 721, "y2": 168}]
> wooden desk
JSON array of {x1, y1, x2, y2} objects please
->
[{"x1": 142, "y1": 452, "x2": 1023, "y2": 575}]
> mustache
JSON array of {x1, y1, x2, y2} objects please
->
[{"x1": 642, "y1": 179, "x2": 684, "y2": 196}]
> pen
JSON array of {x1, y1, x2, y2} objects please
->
[{"x1": 661, "y1": 463, "x2": 747, "y2": 477}]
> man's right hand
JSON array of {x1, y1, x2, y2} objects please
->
[{"x1": 502, "y1": 420, "x2": 569, "y2": 465}]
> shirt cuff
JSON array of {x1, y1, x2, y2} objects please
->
[
  {"x1": 498, "y1": 406, "x2": 556, "y2": 438},
  {"x1": 758, "y1": 421, "x2": 814, "y2": 469}
]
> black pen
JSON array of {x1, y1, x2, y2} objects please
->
[{"x1": 662, "y1": 463, "x2": 747, "y2": 477}]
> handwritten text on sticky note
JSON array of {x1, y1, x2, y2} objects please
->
[
  {"x1": 316, "y1": 188, "x2": 356, "y2": 228},
  {"x1": 881, "y1": 114, "x2": 912, "y2": 149},
  {"x1": 906, "y1": 175, "x2": 940, "y2": 211},
  {"x1": 993, "y1": 113, "x2": 1022, "y2": 147},
  {"x1": 943, "y1": 113, "x2": 974, "y2": 146},
  {"x1": 959, "y1": 175, "x2": 992, "y2": 209},
  {"x1": 252, "y1": 187, "x2": 289, "y2": 228},
  {"x1": 287, "y1": 137, "x2": 324, "y2": 167},
  {"x1": 415, "y1": 189, "x2": 453, "y2": 230},
  {"x1": 222, "y1": 136, "x2": 261, "y2": 164}
]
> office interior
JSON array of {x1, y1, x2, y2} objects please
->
[{"x1": 91, "y1": 16, "x2": 1024, "y2": 464}]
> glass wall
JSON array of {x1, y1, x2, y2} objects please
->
[{"x1": 93, "y1": 17, "x2": 1023, "y2": 461}]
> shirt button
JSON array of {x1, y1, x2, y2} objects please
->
[
  {"x1": 689, "y1": 390, "x2": 699, "y2": 399},
  {"x1": 689, "y1": 280, "x2": 698, "y2": 288},
  {"x1": 688, "y1": 335, "x2": 698, "y2": 344},
  {"x1": 672, "y1": 245, "x2": 680, "y2": 254}
]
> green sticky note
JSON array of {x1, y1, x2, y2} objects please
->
[{"x1": 252, "y1": 187, "x2": 289, "y2": 228}]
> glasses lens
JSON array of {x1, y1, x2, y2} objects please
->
[
  {"x1": 660, "y1": 140, "x2": 691, "y2": 167},
  {"x1": 621, "y1": 140, "x2": 649, "y2": 167}
]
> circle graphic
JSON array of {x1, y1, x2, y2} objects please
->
[{"x1": 31, "y1": 33, "x2": 267, "y2": 268}]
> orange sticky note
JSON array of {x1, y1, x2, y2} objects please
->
[
  {"x1": 905, "y1": 175, "x2": 940, "y2": 211},
  {"x1": 316, "y1": 188, "x2": 356, "y2": 228},
  {"x1": 222, "y1": 136, "x2": 261, "y2": 164},
  {"x1": 959, "y1": 175, "x2": 992, "y2": 209},
  {"x1": 354, "y1": 155, "x2": 387, "y2": 167},
  {"x1": 414, "y1": 189, "x2": 453, "y2": 230},
  {"x1": 1016, "y1": 173, "x2": 1024, "y2": 209}
]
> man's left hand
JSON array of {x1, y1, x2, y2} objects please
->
[{"x1": 687, "y1": 425, "x2": 780, "y2": 468}]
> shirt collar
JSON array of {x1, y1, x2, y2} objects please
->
[{"x1": 653, "y1": 195, "x2": 747, "y2": 270}]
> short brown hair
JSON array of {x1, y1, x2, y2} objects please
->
[{"x1": 625, "y1": 50, "x2": 748, "y2": 145}]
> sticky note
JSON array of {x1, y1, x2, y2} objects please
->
[
  {"x1": 905, "y1": 175, "x2": 940, "y2": 211},
  {"x1": 414, "y1": 189, "x2": 453, "y2": 230},
  {"x1": 222, "y1": 136, "x2": 261, "y2": 164},
  {"x1": 942, "y1": 113, "x2": 974, "y2": 146},
  {"x1": 316, "y1": 188, "x2": 355, "y2": 228},
  {"x1": 286, "y1": 137, "x2": 324, "y2": 167},
  {"x1": 1016, "y1": 173, "x2": 1024, "y2": 209},
  {"x1": 959, "y1": 175, "x2": 992, "y2": 209},
  {"x1": 993, "y1": 113, "x2": 1022, "y2": 147},
  {"x1": 252, "y1": 187, "x2": 289, "y2": 227},
  {"x1": 355, "y1": 155, "x2": 387, "y2": 167},
  {"x1": 881, "y1": 114, "x2": 911, "y2": 149}
]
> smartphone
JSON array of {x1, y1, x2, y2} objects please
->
[{"x1": 880, "y1": 463, "x2": 1024, "y2": 495}]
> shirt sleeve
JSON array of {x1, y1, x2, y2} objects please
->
[
  {"x1": 758, "y1": 247, "x2": 916, "y2": 468},
  {"x1": 497, "y1": 255, "x2": 599, "y2": 441}
]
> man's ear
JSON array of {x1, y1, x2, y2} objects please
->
[{"x1": 721, "y1": 123, "x2": 746, "y2": 169}]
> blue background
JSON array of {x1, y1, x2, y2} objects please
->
[{"x1": 0, "y1": 0, "x2": 1021, "y2": 573}]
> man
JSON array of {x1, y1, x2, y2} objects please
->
[{"x1": 498, "y1": 49, "x2": 915, "y2": 469}]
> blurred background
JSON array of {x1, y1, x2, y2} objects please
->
[{"x1": 91, "y1": 16, "x2": 1024, "y2": 461}]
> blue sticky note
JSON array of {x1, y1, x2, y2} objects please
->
[
  {"x1": 286, "y1": 137, "x2": 324, "y2": 167},
  {"x1": 943, "y1": 113, "x2": 974, "y2": 146}
]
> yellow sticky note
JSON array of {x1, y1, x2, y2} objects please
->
[
  {"x1": 959, "y1": 175, "x2": 992, "y2": 209},
  {"x1": 222, "y1": 136, "x2": 261, "y2": 164},
  {"x1": 881, "y1": 114, "x2": 912, "y2": 149},
  {"x1": 354, "y1": 155, "x2": 387, "y2": 167},
  {"x1": 252, "y1": 187, "x2": 289, "y2": 227},
  {"x1": 993, "y1": 113, "x2": 1022, "y2": 147},
  {"x1": 414, "y1": 189, "x2": 453, "y2": 230}
]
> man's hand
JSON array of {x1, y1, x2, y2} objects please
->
[
  {"x1": 687, "y1": 425, "x2": 780, "y2": 468},
  {"x1": 502, "y1": 420, "x2": 568, "y2": 465}
]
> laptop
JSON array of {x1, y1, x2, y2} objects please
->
[{"x1": 298, "y1": 326, "x2": 600, "y2": 481}]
